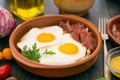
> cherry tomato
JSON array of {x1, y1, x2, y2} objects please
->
[{"x1": 0, "y1": 64, "x2": 11, "y2": 79}]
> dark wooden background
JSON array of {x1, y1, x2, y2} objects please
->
[{"x1": 0, "y1": 0, "x2": 120, "y2": 80}]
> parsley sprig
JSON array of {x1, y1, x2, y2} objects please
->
[
  {"x1": 21, "y1": 43, "x2": 55, "y2": 62},
  {"x1": 41, "y1": 49, "x2": 56, "y2": 57}
]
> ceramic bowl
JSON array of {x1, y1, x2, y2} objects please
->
[
  {"x1": 106, "y1": 15, "x2": 120, "y2": 46},
  {"x1": 106, "y1": 47, "x2": 120, "y2": 78},
  {"x1": 9, "y1": 14, "x2": 102, "y2": 77},
  {"x1": 53, "y1": 0, "x2": 95, "y2": 16}
]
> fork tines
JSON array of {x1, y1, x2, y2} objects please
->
[
  {"x1": 98, "y1": 18, "x2": 109, "y2": 34},
  {"x1": 98, "y1": 18, "x2": 109, "y2": 40}
]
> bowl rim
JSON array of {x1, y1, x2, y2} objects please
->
[
  {"x1": 106, "y1": 15, "x2": 120, "y2": 45},
  {"x1": 9, "y1": 14, "x2": 102, "y2": 69}
]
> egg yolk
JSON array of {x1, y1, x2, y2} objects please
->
[
  {"x1": 110, "y1": 56, "x2": 120, "y2": 71},
  {"x1": 58, "y1": 43, "x2": 78, "y2": 55},
  {"x1": 37, "y1": 33, "x2": 55, "y2": 42}
]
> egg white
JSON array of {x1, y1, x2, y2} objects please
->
[
  {"x1": 40, "y1": 33, "x2": 86, "y2": 65},
  {"x1": 17, "y1": 26, "x2": 63, "y2": 50}
]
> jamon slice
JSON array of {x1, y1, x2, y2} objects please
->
[
  {"x1": 81, "y1": 32, "x2": 97, "y2": 51},
  {"x1": 59, "y1": 21, "x2": 97, "y2": 52},
  {"x1": 112, "y1": 24, "x2": 120, "y2": 40}
]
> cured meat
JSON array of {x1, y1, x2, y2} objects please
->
[
  {"x1": 112, "y1": 24, "x2": 120, "y2": 40},
  {"x1": 70, "y1": 31, "x2": 80, "y2": 42},
  {"x1": 59, "y1": 21, "x2": 70, "y2": 32},
  {"x1": 82, "y1": 32, "x2": 97, "y2": 51},
  {"x1": 60, "y1": 21, "x2": 97, "y2": 52},
  {"x1": 79, "y1": 28, "x2": 88, "y2": 43}
]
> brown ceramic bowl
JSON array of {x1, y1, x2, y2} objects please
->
[
  {"x1": 9, "y1": 14, "x2": 102, "y2": 78},
  {"x1": 106, "y1": 15, "x2": 120, "y2": 46}
]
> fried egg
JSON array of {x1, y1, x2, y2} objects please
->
[
  {"x1": 40, "y1": 33, "x2": 86, "y2": 65},
  {"x1": 17, "y1": 26, "x2": 63, "y2": 50},
  {"x1": 17, "y1": 26, "x2": 87, "y2": 65}
]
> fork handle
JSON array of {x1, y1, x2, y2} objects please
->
[{"x1": 103, "y1": 40, "x2": 111, "y2": 78}]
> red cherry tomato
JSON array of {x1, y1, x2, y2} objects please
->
[{"x1": 0, "y1": 64, "x2": 11, "y2": 79}]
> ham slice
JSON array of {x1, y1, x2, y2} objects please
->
[
  {"x1": 79, "y1": 28, "x2": 88, "y2": 43},
  {"x1": 112, "y1": 24, "x2": 120, "y2": 40},
  {"x1": 60, "y1": 21, "x2": 97, "y2": 52},
  {"x1": 82, "y1": 32, "x2": 97, "y2": 51}
]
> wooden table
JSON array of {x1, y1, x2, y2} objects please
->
[{"x1": 0, "y1": 0, "x2": 120, "y2": 80}]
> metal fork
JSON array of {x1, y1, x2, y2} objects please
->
[{"x1": 98, "y1": 18, "x2": 111, "y2": 78}]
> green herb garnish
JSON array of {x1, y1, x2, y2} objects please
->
[
  {"x1": 21, "y1": 43, "x2": 55, "y2": 62},
  {"x1": 21, "y1": 43, "x2": 40, "y2": 62},
  {"x1": 41, "y1": 49, "x2": 56, "y2": 57},
  {"x1": 96, "y1": 77, "x2": 111, "y2": 80}
]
